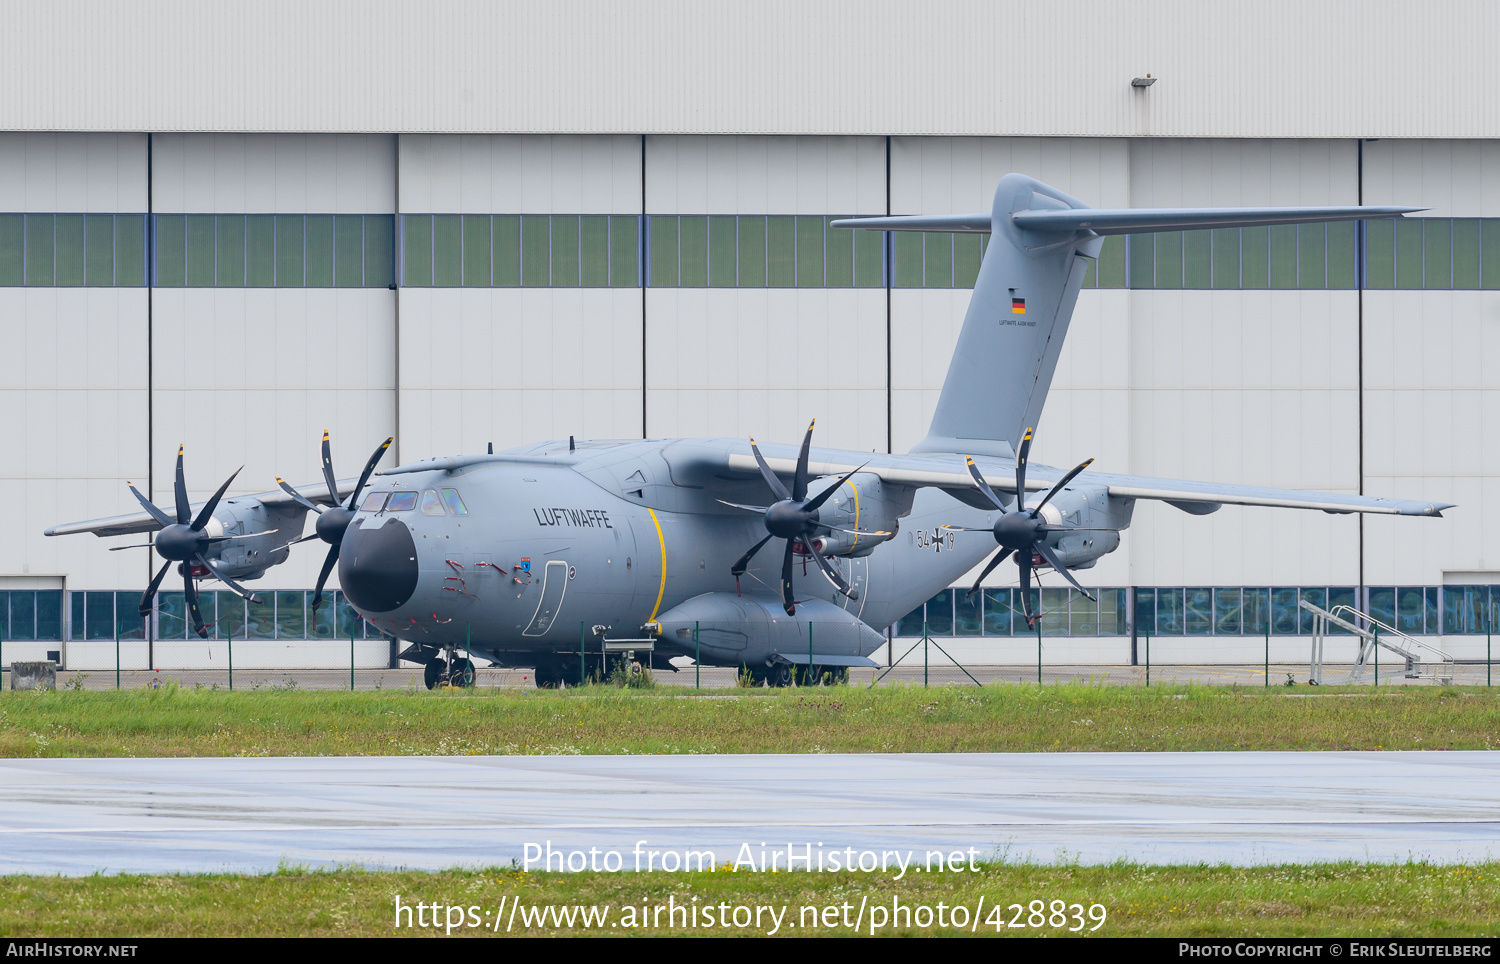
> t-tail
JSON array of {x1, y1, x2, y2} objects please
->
[{"x1": 834, "y1": 174, "x2": 1421, "y2": 457}]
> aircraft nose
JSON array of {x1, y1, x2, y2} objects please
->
[{"x1": 339, "y1": 517, "x2": 419, "y2": 612}]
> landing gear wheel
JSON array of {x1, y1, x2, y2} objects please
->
[
  {"x1": 448, "y1": 657, "x2": 476, "y2": 688},
  {"x1": 423, "y1": 659, "x2": 446, "y2": 690},
  {"x1": 533, "y1": 658, "x2": 571, "y2": 689},
  {"x1": 770, "y1": 663, "x2": 794, "y2": 688}
]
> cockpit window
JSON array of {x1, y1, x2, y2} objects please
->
[
  {"x1": 440, "y1": 488, "x2": 468, "y2": 515},
  {"x1": 386, "y1": 492, "x2": 418, "y2": 512},
  {"x1": 359, "y1": 492, "x2": 388, "y2": 512},
  {"x1": 420, "y1": 490, "x2": 445, "y2": 515}
]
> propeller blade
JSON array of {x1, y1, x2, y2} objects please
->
[
  {"x1": 792, "y1": 420, "x2": 815, "y2": 502},
  {"x1": 126, "y1": 481, "x2": 174, "y2": 528},
  {"x1": 195, "y1": 553, "x2": 259, "y2": 602},
  {"x1": 716, "y1": 499, "x2": 770, "y2": 513},
  {"x1": 1014, "y1": 427, "x2": 1034, "y2": 514},
  {"x1": 139, "y1": 561, "x2": 171, "y2": 617},
  {"x1": 345, "y1": 437, "x2": 394, "y2": 510},
  {"x1": 276, "y1": 477, "x2": 322, "y2": 513},
  {"x1": 802, "y1": 460, "x2": 869, "y2": 513},
  {"x1": 731, "y1": 533, "x2": 775, "y2": 577},
  {"x1": 173, "y1": 445, "x2": 190, "y2": 524},
  {"x1": 941, "y1": 525, "x2": 991, "y2": 532},
  {"x1": 184, "y1": 570, "x2": 207, "y2": 638},
  {"x1": 748, "y1": 437, "x2": 792, "y2": 502},
  {"x1": 1018, "y1": 554, "x2": 1035, "y2": 626},
  {"x1": 817, "y1": 525, "x2": 892, "y2": 536},
  {"x1": 963, "y1": 455, "x2": 1010, "y2": 513},
  {"x1": 964, "y1": 547, "x2": 1015, "y2": 599},
  {"x1": 1033, "y1": 457, "x2": 1096, "y2": 517},
  {"x1": 310, "y1": 544, "x2": 340, "y2": 611},
  {"x1": 808, "y1": 548, "x2": 857, "y2": 600},
  {"x1": 1033, "y1": 540, "x2": 1097, "y2": 601},
  {"x1": 1035, "y1": 525, "x2": 1121, "y2": 532},
  {"x1": 270, "y1": 533, "x2": 321, "y2": 552},
  {"x1": 109, "y1": 543, "x2": 156, "y2": 551},
  {"x1": 206, "y1": 529, "x2": 279, "y2": 544},
  {"x1": 780, "y1": 539, "x2": 796, "y2": 616},
  {"x1": 191, "y1": 466, "x2": 242, "y2": 531},
  {"x1": 320, "y1": 431, "x2": 340, "y2": 506}
]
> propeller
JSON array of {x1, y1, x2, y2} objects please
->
[
  {"x1": 128, "y1": 445, "x2": 258, "y2": 639},
  {"x1": 719, "y1": 420, "x2": 885, "y2": 616},
  {"x1": 955, "y1": 427, "x2": 1101, "y2": 626},
  {"x1": 276, "y1": 432, "x2": 393, "y2": 610}
]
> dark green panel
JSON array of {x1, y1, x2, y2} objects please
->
[
  {"x1": 679, "y1": 216, "x2": 707, "y2": 286},
  {"x1": 245, "y1": 215, "x2": 274, "y2": 287},
  {"x1": 954, "y1": 233, "x2": 982, "y2": 288},
  {"x1": 492, "y1": 215, "x2": 520, "y2": 286},
  {"x1": 795, "y1": 216, "x2": 824, "y2": 286},
  {"x1": 85, "y1": 214, "x2": 113, "y2": 286},
  {"x1": 1240, "y1": 226, "x2": 1268, "y2": 288},
  {"x1": 579, "y1": 215, "x2": 608, "y2": 287},
  {"x1": 1482, "y1": 220, "x2": 1500, "y2": 289},
  {"x1": 766, "y1": 216, "x2": 794, "y2": 287},
  {"x1": 521, "y1": 215, "x2": 550, "y2": 286},
  {"x1": 1394, "y1": 217, "x2": 1422, "y2": 289},
  {"x1": 431, "y1": 214, "x2": 461, "y2": 287},
  {"x1": 1424, "y1": 219, "x2": 1452, "y2": 289},
  {"x1": 825, "y1": 216, "x2": 853, "y2": 287},
  {"x1": 54, "y1": 215, "x2": 84, "y2": 286},
  {"x1": 1326, "y1": 220, "x2": 1355, "y2": 289},
  {"x1": 893, "y1": 232, "x2": 922, "y2": 287},
  {"x1": 215, "y1": 215, "x2": 245, "y2": 287},
  {"x1": 1268, "y1": 224, "x2": 1297, "y2": 288},
  {"x1": 304, "y1": 215, "x2": 334, "y2": 287},
  {"x1": 154, "y1": 215, "x2": 185, "y2": 287},
  {"x1": 1127, "y1": 233, "x2": 1154, "y2": 288},
  {"x1": 708, "y1": 215, "x2": 736, "y2": 287},
  {"x1": 334, "y1": 215, "x2": 364, "y2": 287},
  {"x1": 1452, "y1": 218, "x2": 1481, "y2": 289},
  {"x1": 1211, "y1": 228, "x2": 1239, "y2": 288},
  {"x1": 923, "y1": 233, "x2": 953, "y2": 288},
  {"x1": 400, "y1": 215, "x2": 429, "y2": 287},
  {"x1": 648, "y1": 216, "x2": 678, "y2": 287},
  {"x1": 363, "y1": 215, "x2": 393, "y2": 287},
  {"x1": 462, "y1": 215, "x2": 493, "y2": 286},
  {"x1": 24, "y1": 214, "x2": 54, "y2": 286},
  {"x1": 853, "y1": 230, "x2": 882, "y2": 287},
  {"x1": 115, "y1": 215, "x2": 144, "y2": 286},
  {"x1": 1154, "y1": 232, "x2": 1182, "y2": 289},
  {"x1": 276, "y1": 215, "x2": 305, "y2": 286},
  {"x1": 1183, "y1": 230, "x2": 1211, "y2": 288},
  {"x1": 1096, "y1": 234, "x2": 1125, "y2": 288},
  {"x1": 1297, "y1": 223, "x2": 1325, "y2": 289},
  {"x1": 0, "y1": 214, "x2": 22, "y2": 286},
  {"x1": 736, "y1": 216, "x2": 765, "y2": 287},
  {"x1": 609, "y1": 216, "x2": 637, "y2": 287},
  {"x1": 1364, "y1": 218, "x2": 1394, "y2": 289},
  {"x1": 184, "y1": 214, "x2": 215, "y2": 287},
  {"x1": 551, "y1": 215, "x2": 580, "y2": 287}
]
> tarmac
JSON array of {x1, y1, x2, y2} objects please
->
[{"x1": 1, "y1": 751, "x2": 1496, "y2": 875}]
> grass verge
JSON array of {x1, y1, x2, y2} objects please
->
[
  {"x1": 0, "y1": 862, "x2": 1495, "y2": 937},
  {"x1": 1, "y1": 682, "x2": 1497, "y2": 757}
]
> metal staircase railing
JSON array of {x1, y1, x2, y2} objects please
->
[{"x1": 1301, "y1": 599, "x2": 1454, "y2": 685}]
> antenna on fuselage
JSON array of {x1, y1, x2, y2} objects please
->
[
  {"x1": 487, "y1": 442, "x2": 493, "y2": 454},
  {"x1": 569, "y1": 435, "x2": 575, "y2": 452}
]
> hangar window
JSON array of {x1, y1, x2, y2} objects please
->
[
  {"x1": 440, "y1": 488, "x2": 468, "y2": 515},
  {"x1": 403, "y1": 214, "x2": 640, "y2": 288},
  {"x1": 150, "y1": 213, "x2": 394, "y2": 288},
  {"x1": 385, "y1": 492, "x2": 418, "y2": 512},
  {"x1": 420, "y1": 490, "x2": 445, "y2": 515},
  {"x1": 646, "y1": 215, "x2": 883, "y2": 288},
  {"x1": 359, "y1": 492, "x2": 388, "y2": 512}
]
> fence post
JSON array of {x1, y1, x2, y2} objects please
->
[
  {"x1": 580, "y1": 621, "x2": 586, "y2": 688},
  {"x1": 350, "y1": 621, "x2": 356, "y2": 691},
  {"x1": 1373, "y1": 626, "x2": 1379, "y2": 688},
  {"x1": 116, "y1": 622, "x2": 121, "y2": 690},
  {"x1": 228, "y1": 620, "x2": 234, "y2": 692},
  {"x1": 1264, "y1": 624, "x2": 1269, "y2": 688},
  {"x1": 1145, "y1": 626, "x2": 1150, "y2": 688},
  {"x1": 1487, "y1": 602, "x2": 1492, "y2": 688},
  {"x1": 807, "y1": 622, "x2": 814, "y2": 687},
  {"x1": 694, "y1": 621, "x2": 700, "y2": 690},
  {"x1": 1035, "y1": 614, "x2": 1042, "y2": 685},
  {"x1": 923, "y1": 619, "x2": 928, "y2": 689}
]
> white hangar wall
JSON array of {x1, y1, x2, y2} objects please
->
[{"x1": 0, "y1": 130, "x2": 1494, "y2": 642}]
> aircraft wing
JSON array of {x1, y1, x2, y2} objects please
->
[{"x1": 44, "y1": 478, "x2": 365, "y2": 538}]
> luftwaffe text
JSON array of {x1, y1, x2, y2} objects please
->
[{"x1": 533, "y1": 508, "x2": 613, "y2": 529}]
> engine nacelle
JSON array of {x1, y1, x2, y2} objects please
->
[
  {"x1": 1026, "y1": 484, "x2": 1134, "y2": 570},
  {"x1": 803, "y1": 472, "x2": 910, "y2": 557},
  {"x1": 198, "y1": 497, "x2": 307, "y2": 580}
]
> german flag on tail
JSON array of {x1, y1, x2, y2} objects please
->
[{"x1": 1011, "y1": 297, "x2": 1026, "y2": 314}]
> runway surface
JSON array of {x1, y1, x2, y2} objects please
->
[{"x1": 1, "y1": 752, "x2": 1497, "y2": 875}]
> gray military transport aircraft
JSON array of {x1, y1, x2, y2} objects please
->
[{"x1": 48, "y1": 175, "x2": 1450, "y2": 688}]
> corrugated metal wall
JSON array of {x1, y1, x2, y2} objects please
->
[{"x1": 3, "y1": 0, "x2": 1498, "y2": 138}]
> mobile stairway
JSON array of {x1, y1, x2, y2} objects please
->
[{"x1": 1300, "y1": 599, "x2": 1454, "y2": 685}]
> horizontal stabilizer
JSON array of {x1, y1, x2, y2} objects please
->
[
  {"x1": 829, "y1": 213, "x2": 991, "y2": 233},
  {"x1": 833, "y1": 205, "x2": 1422, "y2": 236}
]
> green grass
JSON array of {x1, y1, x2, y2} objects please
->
[
  {"x1": 1, "y1": 862, "x2": 1495, "y2": 937},
  {"x1": 1, "y1": 681, "x2": 1497, "y2": 758}
]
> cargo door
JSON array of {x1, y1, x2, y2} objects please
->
[{"x1": 522, "y1": 559, "x2": 570, "y2": 637}]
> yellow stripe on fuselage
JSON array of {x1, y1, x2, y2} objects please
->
[{"x1": 647, "y1": 507, "x2": 667, "y2": 621}]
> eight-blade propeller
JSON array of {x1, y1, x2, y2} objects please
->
[
  {"x1": 128, "y1": 446, "x2": 260, "y2": 639},
  {"x1": 952, "y1": 427, "x2": 1102, "y2": 626},
  {"x1": 276, "y1": 432, "x2": 394, "y2": 610},
  {"x1": 719, "y1": 420, "x2": 885, "y2": 616}
]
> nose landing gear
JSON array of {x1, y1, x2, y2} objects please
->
[{"x1": 423, "y1": 646, "x2": 476, "y2": 689}]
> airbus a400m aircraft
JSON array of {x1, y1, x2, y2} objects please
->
[{"x1": 49, "y1": 175, "x2": 1450, "y2": 688}]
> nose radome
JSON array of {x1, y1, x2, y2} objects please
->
[{"x1": 339, "y1": 518, "x2": 419, "y2": 612}]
